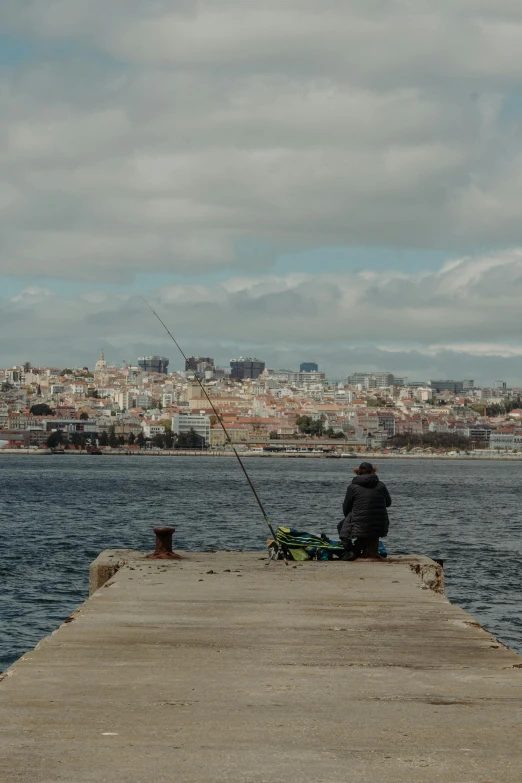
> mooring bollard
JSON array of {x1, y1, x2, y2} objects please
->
[{"x1": 147, "y1": 526, "x2": 183, "y2": 560}]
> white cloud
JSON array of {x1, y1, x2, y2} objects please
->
[
  {"x1": 10, "y1": 286, "x2": 53, "y2": 304},
  {"x1": 2, "y1": 2, "x2": 522, "y2": 282},
  {"x1": 412, "y1": 343, "x2": 522, "y2": 357},
  {"x1": 2, "y1": 2, "x2": 522, "y2": 380},
  {"x1": 2, "y1": 250, "x2": 522, "y2": 382}
]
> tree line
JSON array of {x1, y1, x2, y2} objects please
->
[
  {"x1": 46, "y1": 426, "x2": 205, "y2": 450},
  {"x1": 469, "y1": 396, "x2": 522, "y2": 417},
  {"x1": 295, "y1": 416, "x2": 345, "y2": 438}
]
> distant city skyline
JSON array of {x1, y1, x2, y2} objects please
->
[
  {"x1": 1, "y1": 355, "x2": 520, "y2": 391},
  {"x1": 3, "y1": 347, "x2": 521, "y2": 456},
  {"x1": 2, "y1": 4, "x2": 522, "y2": 384}
]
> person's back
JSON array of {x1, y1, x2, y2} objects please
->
[{"x1": 340, "y1": 462, "x2": 391, "y2": 559}]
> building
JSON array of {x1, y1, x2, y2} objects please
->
[
  {"x1": 116, "y1": 391, "x2": 131, "y2": 411},
  {"x1": 141, "y1": 421, "x2": 166, "y2": 439},
  {"x1": 230, "y1": 357, "x2": 265, "y2": 380},
  {"x1": 430, "y1": 380, "x2": 465, "y2": 393},
  {"x1": 135, "y1": 392, "x2": 153, "y2": 409},
  {"x1": 172, "y1": 413, "x2": 211, "y2": 445},
  {"x1": 138, "y1": 356, "x2": 170, "y2": 374},
  {"x1": 162, "y1": 392, "x2": 176, "y2": 407},
  {"x1": 94, "y1": 350, "x2": 109, "y2": 384},
  {"x1": 210, "y1": 425, "x2": 254, "y2": 447},
  {"x1": 300, "y1": 362, "x2": 318, "y2": 373},
  {"x1": 187, "y1": 382, "x2": 204, "y2": 400},
  {"x1": 413, "y1": 387, "x2": 434, "y2": 402},
  {"x1": 346, "y1": 372, "x2": 394, "y2": 389},
  {"x1": 0, "y1": 430, "x2": 32, "y2": 448},
  {"x1": 4, "y1": 368, "x2": 25, "y2": 386},
  {"x1": 377, "y1": 414, "x2": 396, "y2": 439},
  {"x1": 489, "y1": 429, "x2": 522, "y2": 450},
  {"x1": 41, "y1": 419, "x2": 99, "y2": 440},
  {"x1": 185, "y1": 357, "x2": 214, "y2": 372},
  {"x1": 466, "y1": 427, "x2": 492, "y2": 444},
  {"x1": 353, "y1": 412, "x2": 379, "y2": 438},
  {"x1": 285, "y1": 371, "x2": 326, "y2": 385},
  {"x1": 395, "y1": 417, "x2": 427, "y2": 436},
  {"x1": 493, "y1": 380, "x2": 507, "y2": 391}
]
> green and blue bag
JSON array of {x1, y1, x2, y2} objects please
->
[
  {"x1": 268, "y1": 526, "x2": 388, "y2": 561},
  {"x1": 270, "y1": 526, "x2": 345, "y2": 561}
]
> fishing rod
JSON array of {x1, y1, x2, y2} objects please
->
[{"x1": 141, "y1": 297, "x2": 283, "y2": 555}]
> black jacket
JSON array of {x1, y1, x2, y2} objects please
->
[{"x1": 340, "y1": 474, "x2": 391, "y2": 540}]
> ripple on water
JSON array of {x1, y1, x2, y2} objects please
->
[{"x1": 1, "y1": 454, "x2": 521, "y2": 671}]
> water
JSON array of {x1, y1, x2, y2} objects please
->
[{"x1": 1, "y1": 455, "x2": 521, "y2": 671}]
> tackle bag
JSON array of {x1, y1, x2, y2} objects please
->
[
  {"x1": 268, "y1": 526, "x2": 388, "y2": 561},
  {"x1": 269, "y1": 526, "x2": 345, "y2": 561}
]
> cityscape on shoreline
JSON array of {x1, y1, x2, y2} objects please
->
[{"x1": 1, "y1": 352, "x2": 521, "y2": 455}]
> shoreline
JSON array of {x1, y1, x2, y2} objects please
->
[{"x1": 1, "y1": 448, "x2": 522, "y2": 460}]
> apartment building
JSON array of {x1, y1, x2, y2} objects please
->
[{"x1": 172, "y1": 413, "x2": 211, "y2": 445}]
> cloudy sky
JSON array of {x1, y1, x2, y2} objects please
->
[{"x1": 3, "y1": 1, "x2": 522, "y2": 382}]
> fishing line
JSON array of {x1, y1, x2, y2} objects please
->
[{"x1": 141, "y1": 297, "x2": 285, "y2": 560}]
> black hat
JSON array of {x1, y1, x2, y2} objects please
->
[{"x1": 359, "y1": 461, "x2": 373, "y2": 471}]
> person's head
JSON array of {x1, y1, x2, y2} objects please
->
[{"x1": 354, "y1": 461, "x2": 377, "y2": 475}]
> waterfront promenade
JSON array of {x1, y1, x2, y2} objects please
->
[
  {"x1": 2, "y1": 447, "x2": 522, "y2": 460},
  {"x1": 1, "y1": 551, "x2": 521, "y2": 782}
]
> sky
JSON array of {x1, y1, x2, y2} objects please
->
[{"x1": 3, "y1": 1, "x2": 522, "y2": 383}]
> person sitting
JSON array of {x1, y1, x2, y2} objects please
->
[{"x1": 339, "y1": 462, "x2": 391, "y2": 561}]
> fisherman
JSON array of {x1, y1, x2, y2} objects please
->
[{"x1": 339, "y1": 462, "x2": 391, "y2": 561}]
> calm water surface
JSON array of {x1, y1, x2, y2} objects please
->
[{"x1": 1, "y1": 455, "x2": 521, "y2": 671}]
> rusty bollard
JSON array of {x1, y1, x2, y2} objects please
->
[{"x1": 147, "y1": 526, "x2": 183, "y2": 560}]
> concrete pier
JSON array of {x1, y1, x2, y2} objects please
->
[{"x1": 1, "y1": 552, "x2": 521, "y2": 782}]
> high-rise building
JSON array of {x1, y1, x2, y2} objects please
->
[
  {"x1": 493, "y1": 380, "x2": 507, "y2": 390},
  {"x1": 300, "y1": 362, "x2": 319, "y2": 373},
  {"x1": 230, "y1": 357, "x2": 265, "y2": 380},
  {"x1": 138, "y1": 356, "x2": 170, "y2": 374},
  {"x1": 430, "y1": 380, "x2": 464, "y2": 393}
]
